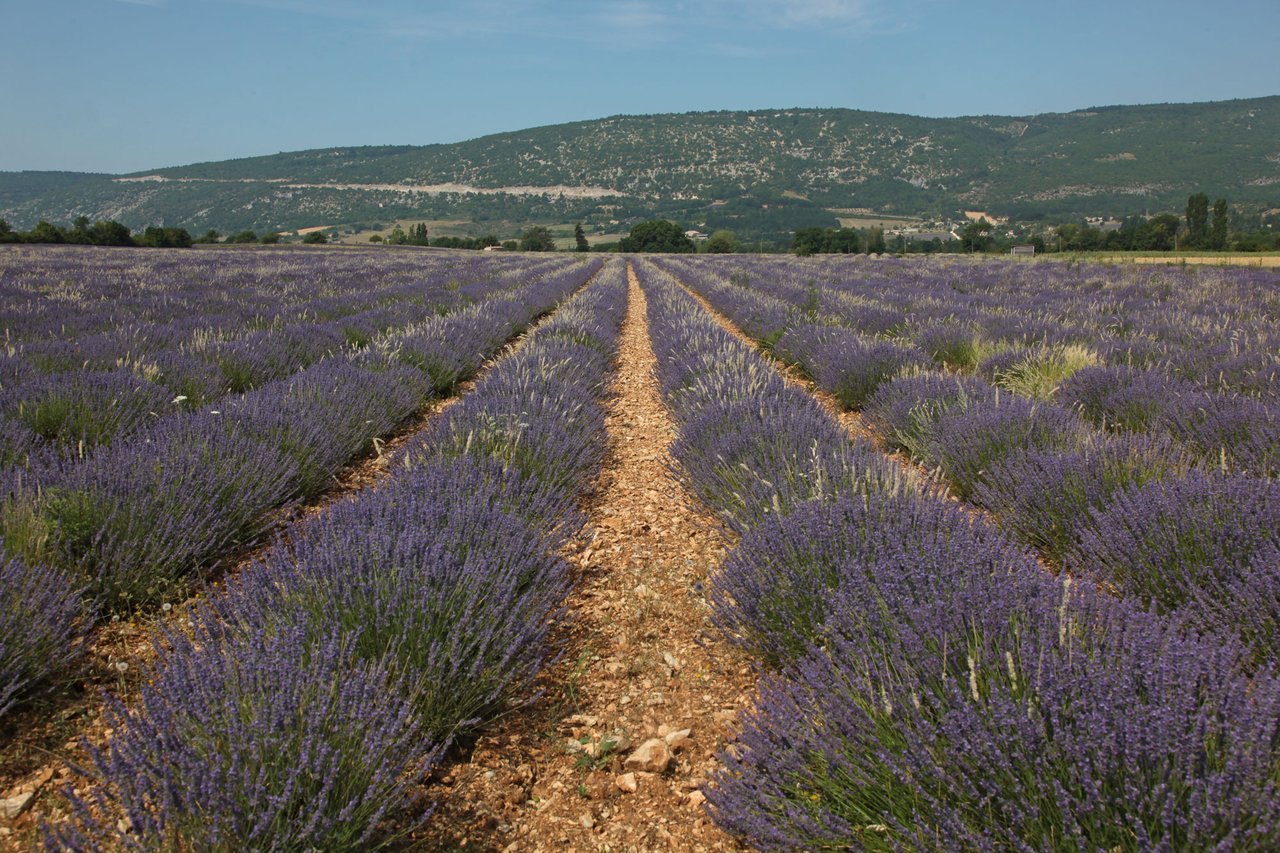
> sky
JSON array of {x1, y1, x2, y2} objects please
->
[{"x1": 2, "y1": 0, "x2": 1278, "y2": 174}]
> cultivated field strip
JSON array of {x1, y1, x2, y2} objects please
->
[
  {"x1": 35, "y1": 260, "x2": 629, "y2": 849},
  {"x1": 4, "y1": 249, "x2": 1279, "y2": 850},
  {"x1": 660, "y1": 255, "x2": 1279, "y2": 466},
  {"x1": 0, "y1": 252, "x2": 598, "y2": 618},
  {"x1": 0, "y1": 251, "x2": 592, "y2": 466},
  {"x1": 0, "y1": 251, "x2": 601, "y2": 819},
  {"x1": 666, "y1": 256, "x2": 1280, "y2": 669},
  {"x1": 648, "y1": 258, "x2": 1280, "y2": 850}
]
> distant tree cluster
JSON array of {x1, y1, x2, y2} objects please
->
[
  {"x1": 1048, "y1": 194, "x2": 1279, "y2": 253},
  {"x1": 0, "y1": 216, "x2": 175, "y2": 247},
  {"x1": 375, "y1": 222, "x2": 501, "y2": 250},
  {"x1": 619, "y1": 220, "x2": 695, "y2": 253},
  {"x1": 432, "y1": 234, "x2": 500, "y2": 250},
  {"x1": 0, "y1": 218, "x2": 298, "y2": 249},
  {"x1": 519, "y1": 226, "x2": 557, "y2": 252},
  {"x1": 384, "y1": 223, "x2": 431, "y2": 246},
  {"x1": 792, "y1": 225, "x2": 887, "y2": 256}
]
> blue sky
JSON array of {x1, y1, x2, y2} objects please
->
[{"x1": 2, "y1": 0, "x2": 1278, "y2": 173}]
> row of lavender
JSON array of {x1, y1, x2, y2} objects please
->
[
  {"x1": 637, "y1": 260, "x2": 1280, "y2": 850},
  {"x1": 0, "y1": 246, "x2": 572, "y2": 349},
  {"x1": 49, "y1": 261, "x2": 628, "y2": 850},
  {"x1": 669, "y1": 257, "x2": 1280, "y2": 669},
  {"x1": 726, "y1": 254, "x2": 1279, "y2": 401},
  {"x1": 0, "y1": 249, "x2": 572, "y2": 465},
  {"x1": 1, "y1": 254, "x2": 602, "y2": 723},
  {"x1": 660, "y1": 255, "x2": 1280, "y2": 478}
]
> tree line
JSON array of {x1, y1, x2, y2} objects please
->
[
  {"x1": 0, "y1": 216, "x2": 199, "y2": 248},
  {"x1": 1050, "y1": 194, "x2": 1277, "y2": 253}
]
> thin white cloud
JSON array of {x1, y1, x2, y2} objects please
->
[
  {"x1": 216, "y1": 0, "x2": 898, "y2": 48},
  {"x1": 773, "y1": 0, "x2": 874, "y2": 27}
]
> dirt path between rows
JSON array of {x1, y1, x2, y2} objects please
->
[{"x1": 422, "y1": 265, "x2": 751, "y2": 852}]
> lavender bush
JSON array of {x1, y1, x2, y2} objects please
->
[
  {"x1": 37, "y1": 413, "x2": 299, "y2": 613},
  {"x1": 0, "y1": 547, "x2": 90, "y2": 718},
  {"x1": 1, "y1": 369, "x2": 172, "y2": 451},
  {"x1": 710, "y1": 492, "x2": 1037, "y2": 668},
  {"x1": 230, "y1": 361, "x2": 430, "y2": 499},
  {"x1": 811, "y1": 337, "x2": 924, "y2": 411},
  {"x1": 216, "y1": 457, "x2": 571, "y2": 741},
  {"x1": 1161, "y1": 390, "x2": 1280, "y2": 477},
  {"x1": 671, "y1": 397, "x2": 907, "y2": 533},
  {"x1": 1057, "y1": 365, "x2": 1199, "y2": 432},
  {"x1": 709, "y1": 567, "x2": 1280, "y2": 851},
  {"x1": 974, "y1": 432, "x2": 1194, "y2": 564},
  {"x1": 912, "y1": 320, "x2": 983, "y2": 372},
  {"x1": 50, "y1": 627, "x2": 438, "y2": 851},
  {"x1": 861, "y1": 372, "x2": 995, "y2": 456},
  {"x1": 1072, "y1": 471, "x2": 1280, "y2": 660},
  {"x1": 922, "y1": 395, "x2": 1092, "y2": 500}
]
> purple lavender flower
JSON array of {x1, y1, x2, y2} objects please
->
[
  {"x1": 0, "y1": 547, "x2": 91, "y2": 718},
  {"x1": 710, "y1": 492, "x2": 1038, "y2": 668},
  {"x1": 215, "y1": 455, "x2": 571, "y2": 741},
  {"x1": 229, "y1": 360, "x2": 430, "y2": 499},
  {"x1": 709, "y1": 557, "x2": 1280, "y2": 850},
  {"x1": 50, "y1": 626, "x2": 438, "y2": 851},
  {"x1": 861, "y1": 372, "x2": 996, "y2": 455},
  {"x1": 923, "y1": 394, "x2": 1092, "y2": 500},
  {"x1": 1072, "y1": 471, "x2": 1280, "y2": 659},
  {"x1": 974, "y1": 432, "x2": 1195, "y2": 564},
  {"x1": 1057, "y1": 365, "x2": 1200, "y2": 432},
  {"x1": 1, "y1": 369, "x2": 171, "y2": 450},
  {"x1": 42, "y1": 412, "x2": 299, "y2": 613},
  {"x1": 912, "y1": 320, "x2": 983, "y2": 372}
]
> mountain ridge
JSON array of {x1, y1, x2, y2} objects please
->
[{"x1": 4, "y1": 96, "x2": 1278, "y2": 239}]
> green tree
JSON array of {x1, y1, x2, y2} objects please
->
[
  {"x1": 574, "y1": 223, "x2": 590, "y2": 252},
  {"x1": 137, "y1": 226, "x2": 193, "y2": 248},
  {"x1": 260, "y1": 232, "x2": 280, "y2": 244},
  {"x1": 302, "y1": 231, "x2": 328, "y2": 244},
  {"x1": 406, "y1": 223, "x2": 429, "y2": 246},
  {"x1": 1210, "y1": 198, "x2": 1229, "y2": 251},
  {"x1": 369, "y1": 234, "x2": 384, "y2": 243},
  {"x1": 828, "y1": 228, "x2": 861, "y2": 254},
  {"x1": 1185, "y1": 192, "x2": 1209, "y2": 249},
  {"x1": 960, "y1": 218, "x2": 994, "y2": 252},
  {"x1": 230, "y1": 230, "x2": 258, "y2": 244},
  {"x1": 28, "y1": 221, "x2": 66, "y2": 244},
  {"x1": 619, "y1": 220, "x2": 694, "y2": 253},
  {"x1": 704, "y1": 229, "x2": 739, "y2": 253},
  {"x1": 195, "y1": 229, "x2": 222, "y2": 244},
  {"x1": 519, "y1": 226, "x2": 557, "y2": 252},
  {"x1": 1141, "y1": 214, "x2": 1181, "y2": 251},
  {"x1": 791, "y1": 226, "x2": 827, "y2": 256},
  {"x1": 386, "y1": 225, "x2": 407, "y2": 245},
  {"x1": 87, "y1": 220, "x2": 134, "y2": 246},
  {"x1": 866, "y1": 226, "x2": 887, "y2": 254}
]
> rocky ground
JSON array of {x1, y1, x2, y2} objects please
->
[{"x1": 417, "y1": 266, "x2": 753, "y2": 852}]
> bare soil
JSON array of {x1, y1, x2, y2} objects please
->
[{"x1": 415, "y1": 266, "x2": 752, "y2": 852}]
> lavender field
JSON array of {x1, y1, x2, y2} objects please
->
[{"x1": 2, "y1": 245, "x2": 1279, "y2": 850}]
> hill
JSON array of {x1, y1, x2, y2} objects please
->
[{"x1": 3, "y1": 97, "x2": 1278, "y2": 241}]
